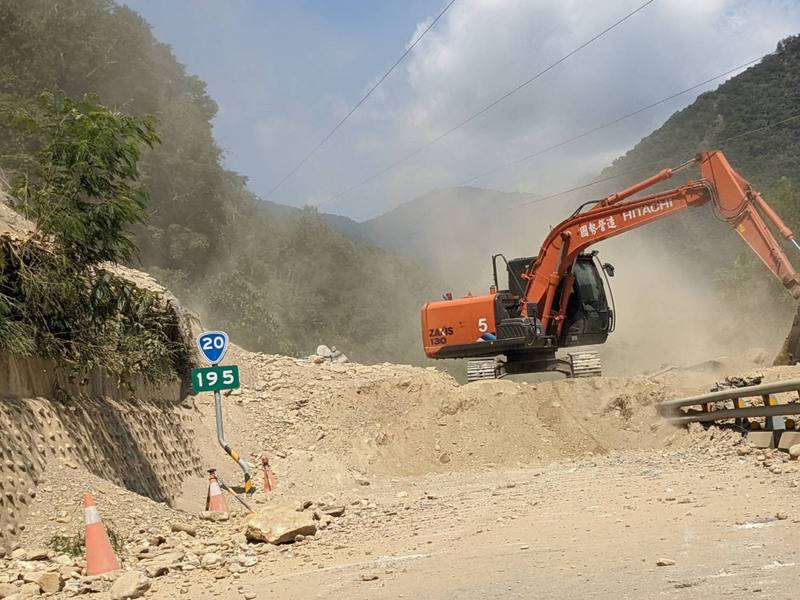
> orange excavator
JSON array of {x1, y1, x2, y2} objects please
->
[{"x1": 421, "y1": 151, "x2": 800, "y2": 381}]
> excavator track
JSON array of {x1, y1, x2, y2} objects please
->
[
  {"x1": 568, "y1": 351, "x2": 602, "y2": 378},
  {"x1": 466, "y1": 357, "x2": 507, "y2": 382}
]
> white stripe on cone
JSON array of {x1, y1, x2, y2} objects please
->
[{"x1": 84, "y1": 506, "x2": 101, "y2": 525}]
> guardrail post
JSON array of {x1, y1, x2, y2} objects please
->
[
  {"x1": 731, "y1": 397, "x2": 744, "y2": 428},
  {"x1": 762, "y1": 394, "x2": 786, "y2": 432}
]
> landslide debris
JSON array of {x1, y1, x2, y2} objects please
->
[{"x1": 6, "y1": 338, "x2": 800, "y2": 598}]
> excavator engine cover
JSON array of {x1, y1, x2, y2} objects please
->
[{"x1": 421, "y1": 294, "x2": 496, "y2": 358}]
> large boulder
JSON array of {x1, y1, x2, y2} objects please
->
[{"x1": 245, "y1": 501, "x2": 317, "y2": 545}]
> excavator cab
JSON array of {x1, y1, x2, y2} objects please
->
[
  {"x1": 494, "y1": 252, "x2": 614, "y2": 347},
  {"x1": 557, "y1": 253, "x2": 614, "y2": 347}
]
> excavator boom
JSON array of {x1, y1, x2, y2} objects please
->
[
  {"x1": 527, "y1": 151, "x2": 800, "y2": 334},
  {"x1": 421, "y1": 151, "x2": 800, "y2": 380}
]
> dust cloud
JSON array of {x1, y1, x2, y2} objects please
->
[
  {"x1": 598, "y1": 234, "x2": 791, "y2": 374},
  {"x1": 417, "y1": 193, "x2": 794, "y2": 377}
]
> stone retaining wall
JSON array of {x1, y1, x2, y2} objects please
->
[{"x1": 0, "y1": 352, "x2": 202, "y2": 546}]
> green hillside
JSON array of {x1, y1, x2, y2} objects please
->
[
  {"x1": 595, "y1": 35, "x2": 800, "y2": 298},
  {"x1": 0, "y1": 0, "x2": 435, "y2": 364}
]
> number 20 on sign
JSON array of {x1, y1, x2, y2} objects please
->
[{"x1": 192, "y1": 331, "x2": 240, "y2": 393}]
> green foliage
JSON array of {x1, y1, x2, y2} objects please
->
[
  {"x1": 49, "y1": 525, "x2": 124, "y2": 557},
  {"x1": 189, "y1": 206, "x2": 434, "y2": 364},
  {"x1": 49, "y1": 532, "x2": 84, "y2": 557},
  {"x1": 9, "y1": 94, "x2": 158, "y2": 265},
  {"x1": 0, "y1": 240, "x2": 191, "y2": 381},
  {"x1": 0, "y1": 0, "x2": 436, "y2": 366},
  {"x1": 0, "y1": 86, "x2": 189, "y2": 381},
  {"x1": 0, "y1": 252, "x2": 34, "y2": 353},
  {"x1": 602, "y1": 36, "x2": 800, "y2": 194},
  {"x1": 597, "y1": 35, "x2": 800, "y2": 304},
  {"x1": 0, "y1": 0, "x2": 231, "y2": 275}
]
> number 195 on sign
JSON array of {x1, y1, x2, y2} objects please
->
[{"x1": 191, "y1": 365, "x2": 240, "y2": 392}]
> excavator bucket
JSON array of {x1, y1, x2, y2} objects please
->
[{"x1": 774, "y1": 304, "x2": 800, "y2": 366}]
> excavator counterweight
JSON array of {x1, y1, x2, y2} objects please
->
[{"x1": 421, "y1": 151, "x2": 800, "y2": 381}]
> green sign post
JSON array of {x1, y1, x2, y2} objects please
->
[{"x1": 191, "y1": 365, "x2": 240, "y2": 392}]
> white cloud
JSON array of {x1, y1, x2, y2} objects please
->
[
  {"x1": 150, "y1": 1, "x2": 798, "y2": 218},
  {"x1": 306, "y1": 0, "x2": 800, "y2": 219}
]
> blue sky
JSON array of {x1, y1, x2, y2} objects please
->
[{"x1": 123, "y1": 1, "x2": 800, "y2": 220}]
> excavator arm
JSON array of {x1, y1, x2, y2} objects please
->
[{"x1": 524, "y1": 151, "x2": 800, "y2": 334}]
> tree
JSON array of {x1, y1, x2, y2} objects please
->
[{"x1": 9, "y1": 94, "x2": 158, "y2": 266}]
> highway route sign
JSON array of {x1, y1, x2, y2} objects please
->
[
  {"x1": 191, "y1": 365, "x2": 240, "y2": 392},
  {"x1": 197, "y1": 331, "x2": 229, "y2": 364}
]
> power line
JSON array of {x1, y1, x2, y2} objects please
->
[
  {"x1": 464, "y1": 57, "x2": 761, "y2": 186},
  {"x1": 401, "y1": 111, "x2": 800, "y2": 241},
  {"x1": 518, "y1": 160, "x2": 669, "y2": 206},
  {"x1": 266, "y1": 0, "x2": 460, "y2": 198},
  {"x1": 518, "y1": 110, "x2": 800, "y2": 208},
  {"x1": 716, "y1": 112, "x2": 800, "y2": 146},
  {"x1": 320, "y1": 0, "x2": 657, "y2": 206}
]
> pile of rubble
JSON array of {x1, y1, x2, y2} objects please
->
[{"x1": 2, "y1": 481, "x2": 349, "y2": 598}]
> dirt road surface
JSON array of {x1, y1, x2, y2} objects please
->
[
  {"x1": 175, "y1": 448, "x2": 799, "y2": 600},
  {"x1": 6, "y1": 348, "x2": 800, "y2": 600}
]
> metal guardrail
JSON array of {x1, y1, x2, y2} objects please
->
[{"x1": 657, "y1": 378, "x2": 800, "y2": 426}]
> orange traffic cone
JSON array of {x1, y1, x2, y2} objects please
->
[
  {"x1": 261, "y1": 455, "x2": 278, "y2": 494},
  {"x1": 83, "y1": 492, "x2": 120, "y2": 576},
  {"x1": 206, "y1": 469, "x2": 229, "y2": 513}
]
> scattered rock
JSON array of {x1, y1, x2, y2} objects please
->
[
  {"x1": 789, "y1": 444, "x2": 800, "y2": 460},
  {"x1": 170, "y1": 522, "x2": 197, "y2": 537},
  {"x1": 18, "y1": 582, "x2": 40, "y2": 597},
  {"x1": 355, "y1": 477, "x2": 370, "y2": 486},
  {"x1": 26, "y1": 548, "x2": 49, "y2": 561},
  {"x1": 201, "y1": 553, "x2": 223, "y2": 568},
  {"x1": 35, "y1": 572, "x2": 62, "y2": 594},
  {"x1": 59, "y1": 564, "x2": 80, "y2": 579},
  {"x1": 656, "y1": 558, "x2": 676, "y2": 567},
  {"x1": 776, "y1": 512, "x2": 789, "y2": 521},
  {"x1": 200, "y1": 511, "x2": 229, "y2": 522},
  {"x1": 360, "y1": 573, "x2": 379, "y2": 581},
  {"x1": 110, "y1": 571, "x2": 150, "y2": 600},
  {"x1": 737, "y1": 445, "x2": 752, "y2": 456},
  {"x1": 245, "y1": 501, "x2": 317, "y2": 544},
  {"x1": 144, "y1": 565, "x2": 169, "y2": 578},
  {"x1": 52, "y1": 554, "x2": 74, "y2": 566},
  {"x1": 237, "y1": 555, "x2": 258, "y2": 568},
  {"x1": 321, "y1": 505, "x2": 345, "y2": 517}
]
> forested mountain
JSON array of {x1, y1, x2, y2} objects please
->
[
  {"x1": 2, "y1": 0, "x2": 797, "y2": 370},
  {"x1": 322, "y1": 36, "x2": 800, "y2": 369},
  {"x1": 324, "y1": 36, "x2": 800, "y2": 305},
  {"x1": 594, "y1": 35, "x2": 800, "y2": 307},
  {"x1": 0, "y1": 0, "x2": 435, "y2": 364}
]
